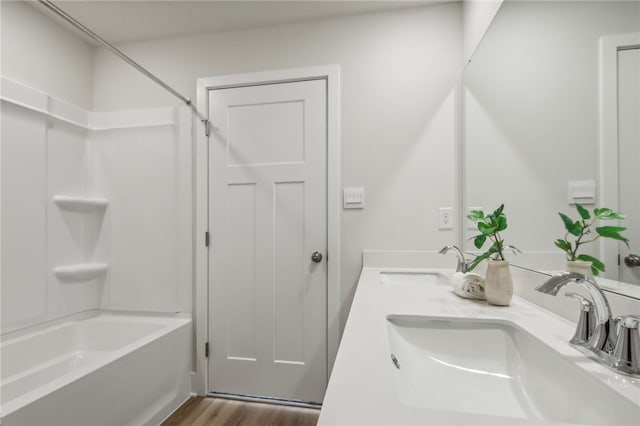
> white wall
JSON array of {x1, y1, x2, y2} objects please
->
[
  {"x1": 0, "y1": 1, "x2": 93, "y2": 109},
  {"x1": 2, "y1": 103, "x2": 49, "y2": 331},
  {"x1": 92, "y1": 3, "x2": 464, "y2": 329},
  {"x1": 1, "y1": 87, "x2": 191, "y2": 333},
  {"x1": 0, "y1": 87, "x2": 105, "y2": 333},
  {"x1": 1, "y1": 2, "x2": 191, "y2": 332},
  {"x1": 1, "y1": 2, "x2": 97, "y2": 332},
  {"x1": 462, "y1": 0, "x2": 503, "y2": 64},
  {"x1": 89, "y1": 108, "x2": 192, "y2": 313}
]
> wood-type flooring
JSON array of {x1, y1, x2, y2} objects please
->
[{"x1": 161, "y1": 396, "x2": 320, "y2": 426}]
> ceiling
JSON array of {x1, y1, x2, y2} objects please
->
[{"x1": 35, "y1": 1, "x2": 454, "y2": 45}]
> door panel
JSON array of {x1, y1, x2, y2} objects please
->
[
  {"x1": 273, "y1": 181, "x2": 306, "y2": 364},
  {"x1": 208, "y1": 79, "x2": 327, "y2": 403},
  {"x1": 226, "y1": 183, "x2": 257, "y2": 361},
  {"x1": 227, "y1": 100, "x2": 305, "y2": 165}
]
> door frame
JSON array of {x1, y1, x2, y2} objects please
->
[
  {"x1": 193, "y1": 65, "x2": 341, "y2": 395},
  {"x1": 599, "y1": 33, "x2": 640, "y2": 280}
]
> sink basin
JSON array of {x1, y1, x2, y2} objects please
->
[
  {"x1": 386, "y1": 315, "x2": 640, "y2": 425},
  {"x1": 380, "y1": 271, "x2": 445, "y2": 286}
]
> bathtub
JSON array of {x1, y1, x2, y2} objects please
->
[{"x1": 0, "y1": 311, "x2": 192, "y2": 426}]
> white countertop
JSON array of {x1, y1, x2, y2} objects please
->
[{"x1": 318, "y1": 267, "x2": 640, "y2": 425}]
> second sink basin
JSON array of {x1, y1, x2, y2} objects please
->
[{"x1": 386, "y1": 315, "x2": 640, "y2": 425}]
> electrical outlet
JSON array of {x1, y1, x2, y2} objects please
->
[
  {"x1": 467, "y1": 207, "x2": 482, "y2": 229},
  {"x1": 438, "y1": 207, "x2": 454, "y2": 230}
]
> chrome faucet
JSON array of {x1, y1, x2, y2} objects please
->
[
  {"x1": 536, "y1": 272, "x2": 640, "y2": 377},
  {"x1": 439, "y1": 245, "x2": 468, "y2": 273},
  {"x1": 537, "y1": 273, "x2": 617, "y2": 353}
]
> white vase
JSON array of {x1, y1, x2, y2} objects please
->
[
  {"x1": 566, "y1": 260, "x2": 593, "y2": 279},
  {"x1": 484, "y1": 260, "x2": 513, "y2": 306}
]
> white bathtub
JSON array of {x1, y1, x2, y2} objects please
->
[{"x1": 0, "y1": 311, "x2": 192, "y2": 426}]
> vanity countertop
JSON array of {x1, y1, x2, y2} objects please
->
[{"x1": 318, "y1": 266, "x2": 640, "y2": 425}]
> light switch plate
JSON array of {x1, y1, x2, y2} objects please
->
[
  {"x1": 343, "y1": 187, "x2": 365, "y2": 209},
  {"x1": 568, "y1": 180, "x2": 596, "y2": 205}
]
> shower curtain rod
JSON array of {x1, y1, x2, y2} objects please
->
[{"x1": 38, "y1": 0, "x2": 207, "y2": 123}]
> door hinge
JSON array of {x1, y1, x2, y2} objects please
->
[
  {"x1": 205, "y1": 231, "x2": 210, "y2": 247},
  {"x1": 618, "y1": 253, "x2": 621, "y2": 265},
  {"x1": 203, "y1": 119, "x2": 210, "y2": 137},
  {"x1": 205, "y1": 341, "x2": 209, "y2": 358}
]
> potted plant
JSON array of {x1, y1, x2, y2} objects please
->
[
  {"x1": 467, "y1": 204, "x2": 513, "y2": 306},
  {"x1": 555, "y1": 204, "x2": 629, "y2": 277}
]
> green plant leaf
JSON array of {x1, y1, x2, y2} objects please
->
[
  {"x1": 554, "y1": 239, "x2": 572, "y2": 253},
  {"x1": 467, "y1": 210, "x2": 484, "y2": 221},
  {"x1": 474, "y1": 234, "x2": 487, "y2": 249},
  {"x1": 496, "y1": 215, "x2": 508, "y2": 232},
  {"x1": 467, "y1": 246, "x2": 499, "y2": 271},
  {"x1": 492, "y1": 204, "x2": 504, "y2": 218},
  {"x1": 596, "y1": 226, "x2": 626, "y2": 234},
  {"x1": 595, "y1": 227, "x2": 630, "y2": 246},
  {"x1": 575, "y1": 204, "x2": 591, "y2": 220},
  {"x1": 478, "y1": 222, "x2": 496, "y2": 235},
  {"x1": 467, "y1": 251, "x2": 491, "y2": 272},
  {"x1": 594, "y1": 208, "x2": 627, "y2": 220},
  {"x1": 576, "y1": 254, "x2": 605, "y2": 272},
  {"x1": 559, "y1": 213, "x2": 581, "y2": 236}
]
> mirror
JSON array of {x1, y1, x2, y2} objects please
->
[{"x1": 463, "y1": 1, "x2": 640, "y2": 289}]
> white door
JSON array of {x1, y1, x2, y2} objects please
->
[
  {"x1": 618, "y1": 47, "x2": 640, "y2": 285},
  {"x1": 207, "y1": 79, "x2": 327, "y2": 403}
]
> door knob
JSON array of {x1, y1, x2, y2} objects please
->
[
  {"x1": 624, "y1": 254, "x2": 640, "y2": 267},
  {"x1": 311, "y1": 252, "x2": 323, "y2": 263}
]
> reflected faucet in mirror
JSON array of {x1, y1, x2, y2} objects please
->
[{"x1": 536, "y1": 272, "x2": 640, "y2": 377}]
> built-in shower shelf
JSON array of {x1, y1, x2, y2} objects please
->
[
  {"x1": 54, "y1": 263, "x2": 109, "y2": 281},
  {"x1": 53, "y1": 195, "x2": 108, "y2": 212}
]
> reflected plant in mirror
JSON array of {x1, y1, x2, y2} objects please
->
[{"x1": 555, "y1": 204, "x2": 629, "y2": 276}]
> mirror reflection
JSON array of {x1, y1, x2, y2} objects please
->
[{"x1": 463, "y1": 1, "x2": 640, "y2": 289}]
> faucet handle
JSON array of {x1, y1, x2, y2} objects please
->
[
  {"x1": 565, "y1": 292, "x2": 596, "y2": 345},
  {"x1": 612, "y1": 315, "x2": 640, "y2": 376},
  {"x1": 615, "y1": 315, "x2": 640, "y2": 328}
]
